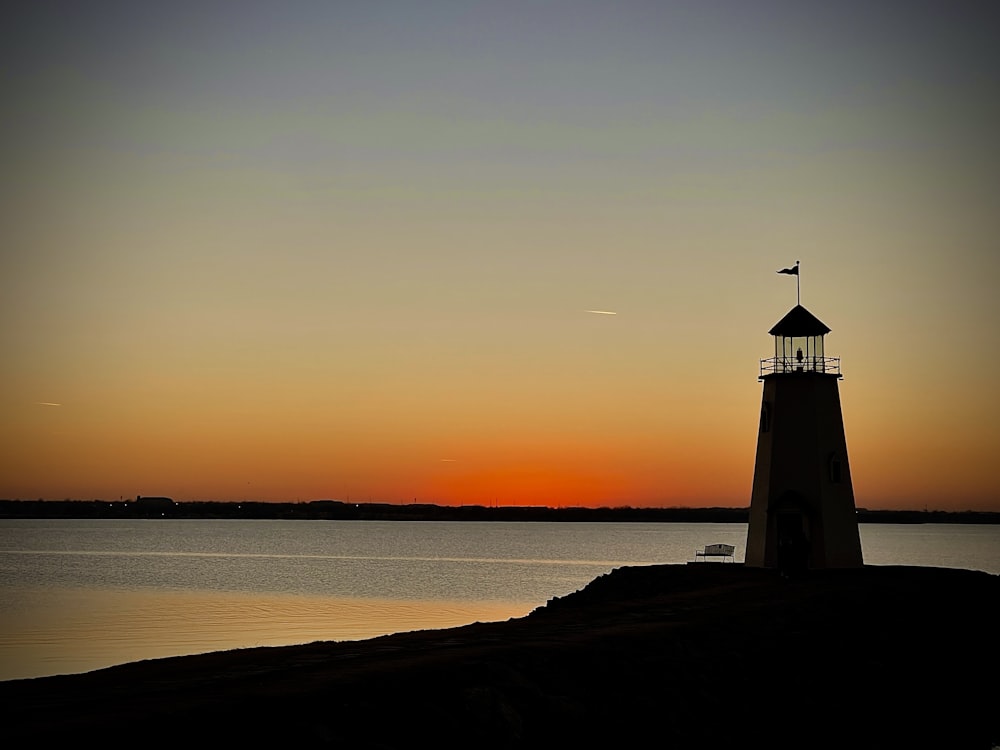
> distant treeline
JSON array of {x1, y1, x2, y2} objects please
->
[{"x1": 0, "y1": 499, "x2": 998, "y2": 524}]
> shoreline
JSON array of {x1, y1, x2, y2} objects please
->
[
  {"x1": 3, "y1": 563, "x2": 997, "y2": 748},
  {"x1": 2, "y1": 498, "x2": 998, "y2": 524}
]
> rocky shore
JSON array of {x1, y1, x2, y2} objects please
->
[{"x1": 3, "y1": 564, "x2": 997, "y2": 748}]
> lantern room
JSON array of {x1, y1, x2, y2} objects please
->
[{"x1": 760, "y1": 304, "x2": 840, "y2": 377}]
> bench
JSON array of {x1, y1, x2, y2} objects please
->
[{"x1": 694, "y1": 543, "x2": 735, "y2": 563}]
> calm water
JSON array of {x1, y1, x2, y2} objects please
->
[{"x1": 1, "y1": 519, "x2": 997, "y2": 681}]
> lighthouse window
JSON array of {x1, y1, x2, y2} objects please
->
[
  {"x1": 828, "y1": 453, "x2": 842, "y2": 483},
  {"x1": 760, "y1": 402, "x2": 771, "y2": 433}
]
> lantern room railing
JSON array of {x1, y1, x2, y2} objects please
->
[{"x1": 760, "y1": 356, "x2": 841, "y2": 377}]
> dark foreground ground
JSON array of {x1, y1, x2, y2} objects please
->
[{"x1": 3, "y1": 564, "x2": 997, "y2": 749}]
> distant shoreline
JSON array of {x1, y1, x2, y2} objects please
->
[{"x1": 1, "y1": 498, "x2": 997, "y2": 524}]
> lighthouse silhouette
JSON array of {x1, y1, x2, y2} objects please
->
[{"x1": 745, "y1": 263, "x2": 863, "y2": 571}]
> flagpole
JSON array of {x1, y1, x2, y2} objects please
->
[{"x1": 796, "y1": 260, "x2": 800, "y2": 305}]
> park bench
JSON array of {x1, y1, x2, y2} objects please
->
[{"x1": 694, "y1": 543, "x2": 736, "y2": 563}]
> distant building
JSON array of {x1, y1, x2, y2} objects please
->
[{"x1": 135, "y1": 496, "x2": 176, "y2": 514}]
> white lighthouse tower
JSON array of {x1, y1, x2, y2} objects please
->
[{"x1": 745, "y1": 269, "x2": 863, "y2": 571}]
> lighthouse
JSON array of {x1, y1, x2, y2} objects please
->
[{"x1": 745, "y1": 272, "x2": 863, "y2": 571}]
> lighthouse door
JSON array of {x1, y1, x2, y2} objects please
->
[{"x1": 776, "y1": 511, "x2": 809, "y2": 576}]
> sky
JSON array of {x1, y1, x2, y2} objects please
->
[{"x1": 2, "y1": 1, "x2": 998, "y2": 511}]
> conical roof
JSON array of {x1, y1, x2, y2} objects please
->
[{"x1": 768, "y1": 304, "x2": 830, "y2": 336}]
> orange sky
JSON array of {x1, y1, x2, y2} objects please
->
[{"x1": 2, "y1": 2, "x2": 998, "y2": 511}]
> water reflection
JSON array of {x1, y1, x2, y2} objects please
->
[
  {"x1": 0, "y1": 586, "x2": 533, "y2": 681},
  {"x1": 2, "y1": 520, "x2": 996, "y2": 682}
]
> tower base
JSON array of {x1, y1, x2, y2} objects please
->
[{"x1": 745, "y1": 373, "x2": 863, "y2": 569}]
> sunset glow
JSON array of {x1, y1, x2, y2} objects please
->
[{"x1": 1, "y1": 2, "x2": 998, "y2": 511}]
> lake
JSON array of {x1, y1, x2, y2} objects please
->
[{"x1": 1, "y1": 519, "x2": 997, "y2": 681}]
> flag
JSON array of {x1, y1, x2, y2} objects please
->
[{"x1": 777, "y1": 265, "x2": 799, "y2": 275}]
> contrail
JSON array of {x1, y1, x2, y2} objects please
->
[
  {"x1": 36, "y1": 402, "x2": 63, "y2": 406},
  {"x1": 585, "y1": 310, "x2": 617, "y2": 315}
]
